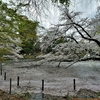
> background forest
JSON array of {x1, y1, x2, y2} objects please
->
[{"x1": 0, "y1": 0, "x2": 100, "y2": 62}]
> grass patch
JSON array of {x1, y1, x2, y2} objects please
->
[
  {"x1": 13, "y1": 92, "x2": 31, "y2": 100},
  {"x1": 24, "y1": 54, "x2": 36, "y2": 59}
]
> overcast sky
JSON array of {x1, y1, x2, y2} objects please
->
[
  {"x1": 3, "y1": 0, "x2": 100, "y2": 28},
  {"x1": 69, "y1": 0, "x2": 100, "y2": 18},
  {"x1": 40, "y1": 0, "x2": 100, "y2": 28}
]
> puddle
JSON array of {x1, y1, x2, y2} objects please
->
[
  {"x1": 30, "y1": 92, "x2": 64, "y2": 100},
  {"x1": 31, "y1": 93, "x2": 44, "y2": 100}
]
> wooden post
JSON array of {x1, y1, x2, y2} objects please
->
[
  {"x1": 17, "y1": 76, "x2": 19, "y2": 87},
  {"x1": 73, "y1": 79, "x2": 76, "y2": 91},
  {"x1": 4, "y1": 72, "x2": 6, "y2": 80},
  {"x1": 9, "y1": 78, "x2": 12, "y2": 94},
  {"x1": 42, "y1": 80, "x2": 44, "y2": 91},
  {"x1": 1, "y1": 68, "x2": 2, "y2": 75}
]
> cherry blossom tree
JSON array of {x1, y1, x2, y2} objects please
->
[{"x1": 41, "y1": 6, "x2": 100, "y2": 63}]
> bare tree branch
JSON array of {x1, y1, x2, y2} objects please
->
[
  {"x1": 74, "y1": 25, "x2": 100, "y2": 46},
  {"x1": 65, "y1": 9, "x2": 100, "y2": 47}
]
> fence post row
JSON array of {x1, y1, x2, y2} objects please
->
[{"x1": 1, "y1": 70, "x2": 77, "y2": 95}]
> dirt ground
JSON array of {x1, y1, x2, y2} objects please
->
[
  {"x1": 0, "y1": 89, "x2": 29, "y2": 100},
  {"x1": 0, "y1": 89, "x2": 100, "y2": 100},
  {"x1": 0, "y1": 60, "x2": 100, "y2": 98}
]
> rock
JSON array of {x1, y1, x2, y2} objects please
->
[{"x1": 76, "y1": 88, "x2": 98, "y2": 98}]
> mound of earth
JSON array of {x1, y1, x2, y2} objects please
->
[{"x1": 76, "y1": 88, "x2": 99, "y2": 98}]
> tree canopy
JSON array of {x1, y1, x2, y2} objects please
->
[
  {"x1": 0, "y1": 1, "x2": 39, "y2": 61},
  {"x1": 0, "y1": 0, "x2": 100, "y2": 62}
]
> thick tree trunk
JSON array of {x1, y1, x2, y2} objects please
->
[{"x1": 80, "y1": 57, "x2": 100, "y2": 61}]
